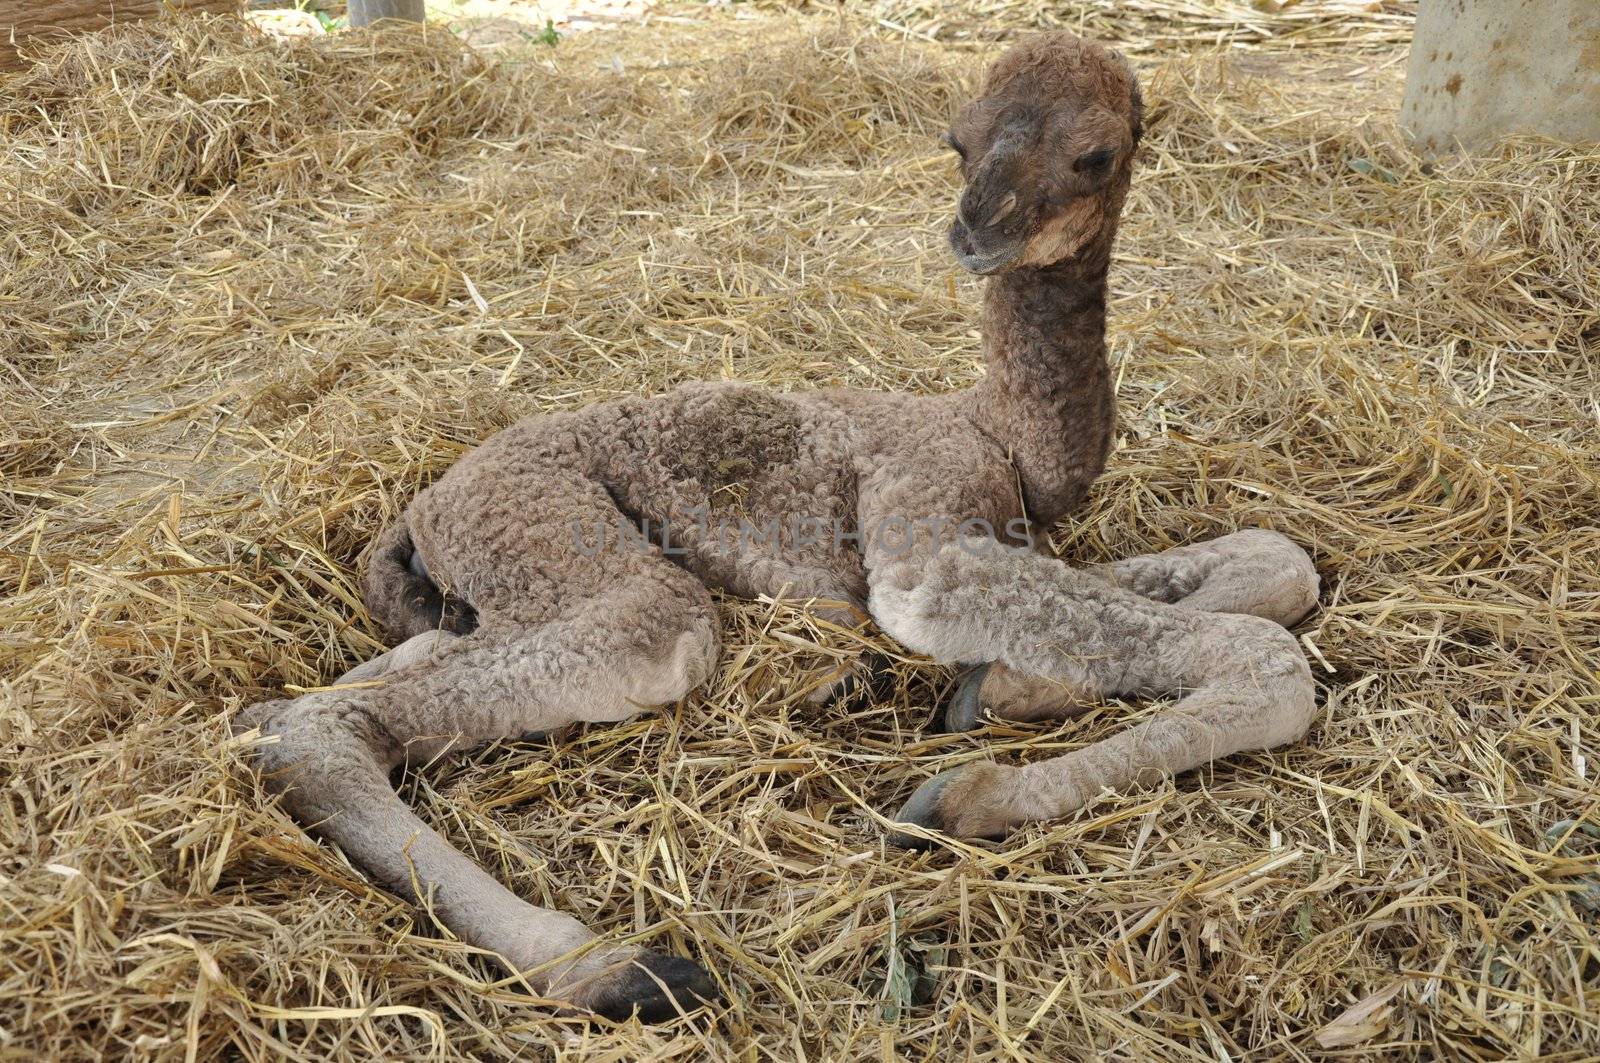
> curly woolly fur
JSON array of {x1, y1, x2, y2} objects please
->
[{"x1": 242, "y1": 32, "x2": 1320, "y2": 1020}]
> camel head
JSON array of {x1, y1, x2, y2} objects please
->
[{"x1": 945, "y1": 33, "x2": 1142, "y2": 275}]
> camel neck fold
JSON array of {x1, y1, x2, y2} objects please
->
[{"x1": 965, "y1": 244, "x2": 1116, "y2": 527}]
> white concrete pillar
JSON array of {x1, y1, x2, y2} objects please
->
[
  {"x1": 1401, "y1": 0, "x2": 1600, "y2": 152},
  {"x1": 348, "y1": 0, "x2": 425, "y2": 28}
]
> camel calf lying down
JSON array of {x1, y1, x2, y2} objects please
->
[{"x1": 239, "y1": 32, "x2": 1320, "y2": 1022}]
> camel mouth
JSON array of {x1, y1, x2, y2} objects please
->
[
  {"x1": 954, "y1": 251, "x2": 1015, "y2": 276},
  {"x1": 947, "y1": 214, "x2": 1024, "y2": 273},
  {"x1": 948, "y1": 222, "x2": 1021, "y2": 275}
]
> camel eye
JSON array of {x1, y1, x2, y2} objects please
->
[
  {"x1": 944, "y1": 133, "x2": 967, "y2": 159},
  {"x1": 1074, "y1": 147, "x2": 1114, "y2": 174}
]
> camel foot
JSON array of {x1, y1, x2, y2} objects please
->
[
  {"x1": 575, "y1": 950, "x2": 722, "y2": 1023},
  {"x1": 887, "y1": 769, "x2": 959, "y2": 848},
  {"x1": 934, "y1": 664, "x2": 990, "y2": 732},
  {"x1": 888, "y1": 762, "x2": 1021, "y2": 847}
]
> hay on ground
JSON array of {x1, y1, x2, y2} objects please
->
[{"x1": 1, "y1": 6, "x2": 1597, "y2": 1060}]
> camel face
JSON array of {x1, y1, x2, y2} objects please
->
[{"x1": 945, "y1": 33, "x2": 1142, "y2": 274}]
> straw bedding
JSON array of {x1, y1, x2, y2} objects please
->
[{"x1": 2, "y1": 4, "x2": 1597, "y2": 1059}]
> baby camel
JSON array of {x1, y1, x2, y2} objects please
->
[{"x1": 241, "y1": 33, "x2": 1319, "y2": 1022}]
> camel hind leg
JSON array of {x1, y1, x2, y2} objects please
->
[
  {"x1": 242, "y1": 581, "x2": 720, "y2": 1018},
  {"x1": 937, "y1": 529, "x2": 1318, "y2": 731},
  {"x1": 241, "y1": 513, "x2": 723, "y2": 1020}
]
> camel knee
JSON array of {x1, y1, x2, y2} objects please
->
[
  {"x1": 868, "y1": 585, "x2": 990, "y2": 662},
  {"x1": 627, "y1": 621, "x2": 719, "y2": 706},
  {"x1": 237, "y1": 636, "x2": 465, "y2": 800},
  {"x1": 237, "y1": 694, "x2": 393, "y2": 817},
  {"x1": 1235, "y1": 530, "x2": 1320, "y2": 626},
  {"x1": 1191, "y1": 613, "x2": 1317, "y2": 748},
  {"x1": 866, "y1": 547, "x2": 1012, "y2": 662},
  {"x1": 1195, "y1": 530, "x2": 1320, "y2": 627}
]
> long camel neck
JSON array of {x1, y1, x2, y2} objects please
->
[{"x1": 965, "y1": 237, "x2": 1117, "y2": 528}]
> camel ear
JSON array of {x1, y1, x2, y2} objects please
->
[
  {"x1": 1111, "y1": 48, "x2": 1144, "y2": 147},
  {"x1": 1129, "y1": 80, "x2": 1144, "y2": 147}
]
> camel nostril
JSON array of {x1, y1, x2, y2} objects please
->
[{"x1": 949, "y1": 221, "x2": 973, "y2": 256}]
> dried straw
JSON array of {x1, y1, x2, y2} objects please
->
[
  {"x1": 796, "y1": 0, "x2": 1419, "y2": 53},
  {"x1": 2, "y1": 5, "x2": 1597, "y2": 1060}
]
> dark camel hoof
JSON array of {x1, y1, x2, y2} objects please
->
[
  {"x1": 816, "y1": 651, "x2": 896, "y2": 707},
  {"x1": 860, "y1": 651, "x2": 900, "y2": 702},
  {"x1": 586, "y1": 952, "x2": 722, "y2": 1023},
  {"x1": 886, "y1": 769, "x2": 962, "y2": 849},
  {"x1": 934, "y1": 664, "x2": 990, "y2": 733}
]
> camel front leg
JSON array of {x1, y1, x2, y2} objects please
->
[
  {"x1": 937, "y1": 529, "x2": 1320, "y2": 730},
  {"x1": 1090, "y1": 528, "x2": 1320, "y2": 626},
  {"x1": 865, "y1": 533, "x2": 1316, "y2": 844}
]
